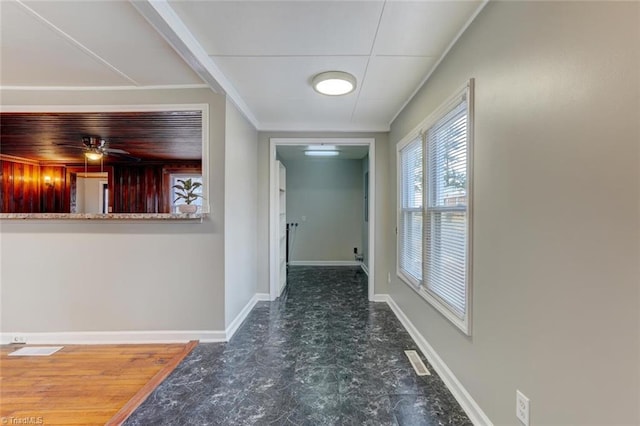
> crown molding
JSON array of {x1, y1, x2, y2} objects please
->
[{"x1": 0, "y1": 84, "x2": 209, "y2": 91}]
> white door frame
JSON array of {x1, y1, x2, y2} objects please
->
[{"x1": 269, "y1": 137, "x2": 376, "y2": 301}]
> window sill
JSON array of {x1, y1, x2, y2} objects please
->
[
  {"x1": 396, "y1": 271, "x2": 471, "y2": 336},
  {"x1": 0, "y1": 213, "x2": 207, "y2": 221}
]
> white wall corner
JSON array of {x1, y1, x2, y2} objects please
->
[
  {"x1": 0, "y1": 330, "x2": 226, "y2": 345},
  {"x1": 385, "y1": 296, "x2": 493, "y2": 426}
]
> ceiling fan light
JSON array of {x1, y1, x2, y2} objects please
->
[
  {"x1": 85, "y1": 151, "x2": 103, "y2": 161},
  {"x1": 312, "y1": 71, "x2": 356, "y2": 96}
]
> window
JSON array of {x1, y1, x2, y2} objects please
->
[
  {"x1": 398, "y1": 137, "x2": 423, "y2": 285},
  {"x1": 397, "y1": 80, "x2": 473, "y2": 334},
  {"x1": 169, "y1": 173, "x2": 203, "y2": 213}
]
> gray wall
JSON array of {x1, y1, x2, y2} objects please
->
[
  {"x1": 388, "y1": 2, "x2": 639, "y2": 424},
  {"x1": 0, "y1": 88, "x2": 227, "y2": 332},
  {"x1": 257, "y1": 132, "x2": 390, "y2": 296},
  {"x1": 224, "y1": 99, "x2": 259, "y2": 326},
  {"x1": 281, "y1": 157, "x2": 363, "y2": 262}
]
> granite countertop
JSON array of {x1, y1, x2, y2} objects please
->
[{"x1": 0, "y1": 213, "x2": 207, "y2": 221}]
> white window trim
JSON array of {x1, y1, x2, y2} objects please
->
[
  {"x1": 396, "y1": 79, "x2": 474, "y2": 336},
  {"x1": 169, "y1": 172, "x2": 203, "y2": 213}
]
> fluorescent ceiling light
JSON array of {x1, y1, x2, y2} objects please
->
[
  {"x1": 305, "y1": 150, "x2": 340, "y2": 157},
  {"x1": 312, "y1": 71, "x2": 356, "y2": 96}
]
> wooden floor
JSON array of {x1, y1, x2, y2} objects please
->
[{"x1": 0, "y1": 342, "x2": 197, "y2": 425}]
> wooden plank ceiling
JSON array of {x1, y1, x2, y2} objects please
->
[{"x1": 0, "y1": 111, "x2": 202, "y2": 163}]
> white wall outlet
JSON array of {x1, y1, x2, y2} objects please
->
[
  {"x1": 388, "y1": 273, "x2": 391, "y2": 284},
  {"x1": 516, "y1": 390, "x2": 530, "y2": 425},
  {"x1": 12, "y1": 335, "x2": 27, "y2": 344}
]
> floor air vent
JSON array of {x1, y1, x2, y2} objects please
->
[{"x1": 405, "y1": 350, "x2": 431, "y2": 376}]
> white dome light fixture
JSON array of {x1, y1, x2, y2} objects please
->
[{"x1": 312, "y1": 71, "x2": 356, "y2": 96}]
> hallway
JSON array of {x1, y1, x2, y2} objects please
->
[{"x1": 126, "y1": 267, "x2": 471, "y2": 425}]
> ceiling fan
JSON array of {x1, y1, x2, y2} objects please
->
[{"x1": 57, "y1": 136, "x2": 140, "y2": 161}]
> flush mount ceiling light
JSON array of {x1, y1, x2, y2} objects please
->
[{"x1": 312, "y1": 71, "x2": 356, "y2": 96}]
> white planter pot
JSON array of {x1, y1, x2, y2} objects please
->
[{"x1": 178, "y1": 204, "x2": 198, "y2": 214}]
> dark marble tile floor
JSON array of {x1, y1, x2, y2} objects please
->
[{"x1": 125, "y1": 266, "x2": 472, "y2": 425}]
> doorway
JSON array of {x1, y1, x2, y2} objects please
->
[
  {"x1": 269, "y1": 138, "x2": 375, "y2": 301},
  {"x1": 74, "y1": 172, "x2": 109, "y2": 214}
]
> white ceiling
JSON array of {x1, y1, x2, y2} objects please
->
[
  {"x1": 0, "y1": 0, "x2": 486, "y2": 132},
  {"x1": 0, "y1": 1, "x2": 204, "y2": 87}
]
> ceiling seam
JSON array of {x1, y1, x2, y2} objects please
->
[
  {"x1": 131, "y1": 0, "x2": 260, "y2": 130},
  {"x1": 15, "y1": 0, "x2": 140, "y2": 87},
  {"x1": 349, "y1": 0, "x2": 387, "y2": 125}
]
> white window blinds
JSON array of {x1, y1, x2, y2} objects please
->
[
  {"x1": 425, "y1": 96, "x2": 468, "y2": 318},
  {"x1": 398, "y1": 137, "x2": 423, "y2": 285},
  {"x1": 396, "y1": 80, "x2": 473, "y2": 335}
]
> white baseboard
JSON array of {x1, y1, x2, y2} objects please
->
[
  {"x1": 371, "y1": 294, "x2": 389, "y2": 303},
  {"x1": 225, "y1": 294, "x2": 259, "y2": 340},
  {"x1": 0, "y1": 330, "x2": 226, "y2": 345},
  {"x1": 361, "y1": 263, "x2": 369, "y2": 276},
  {"x1": 224, "y1": 292, "x2": 272, "y2": 340},
  {"x1": 1, "y1": 293, "x2": 273, "y2": 346},
  {"x1": 289, "y1": 260, "x2": 360, "y2": 266},
  {"x1": 385, "y1": 296, "x2": 493, "y2": 426},
  {"x1": 255, "y1": 293, "x2": 271, "y2": 301}
]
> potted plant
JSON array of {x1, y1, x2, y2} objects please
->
[{"x1": 173, "y1": 178, "x2": 203, "y2": 213}]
